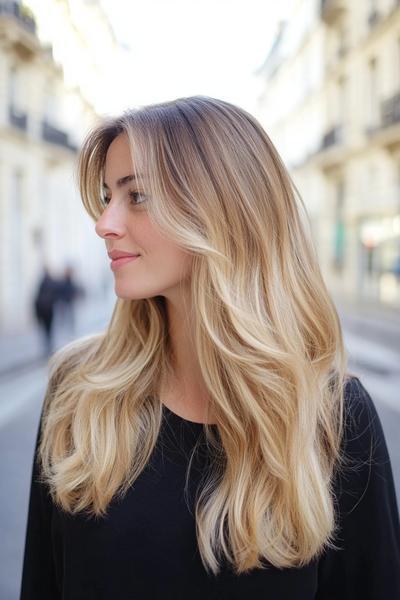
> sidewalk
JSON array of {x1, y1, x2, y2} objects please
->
[
  {"x1": 334, "y1": 295, "x2": 400, "y2": 355},
  {"x1": 334, "y1": 295, "x2": 400, "y2": 324},
  {"x1": 0, "y1": 291, "x2": 115, "y2": 377}
]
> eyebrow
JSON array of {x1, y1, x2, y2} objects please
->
[{"x1": 102, "y1": 174, "x2": 144, "y2": 189}]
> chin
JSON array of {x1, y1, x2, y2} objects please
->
[
  {"x1": 114, "y1": 290, "x2": 139, "y2": 300},
  {"x1": 113, "y1": 283, "x2": 154, "y2": 301}
]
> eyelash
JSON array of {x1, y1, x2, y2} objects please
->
[{"x1": 101, "y1": 191, "x2": 147, "y2": 207}]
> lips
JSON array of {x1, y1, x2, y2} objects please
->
[
  {"x1": 109, "y1": 254, "x2": 141, "y2": 271},
  {"x1": 108, "y1": 250, "x2": 140, "y2": 260}
]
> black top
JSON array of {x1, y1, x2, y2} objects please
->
[{"x1": 20, "y1": 377, "x2": 400, "y2": 599}]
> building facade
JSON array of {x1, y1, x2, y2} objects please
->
[
  {"x1": 0, "y1": 0, "x2": 127, "y2": 332},
  {"x1": 257, "y1": 0, "x2": 400, "y2": 308}
]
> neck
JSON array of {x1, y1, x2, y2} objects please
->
[{"x1": 159, "y1": 294, "x2": 215, "y2": 423}]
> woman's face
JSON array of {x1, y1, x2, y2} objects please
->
[{"x1": 95, "y1": 133, "x2": 193, "y2": 301}]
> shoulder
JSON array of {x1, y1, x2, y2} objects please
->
[
  {"x1": 317, "y1": 376, "x2": 400, "y2": 595},
  {"x1": 342, "y1": 376, "x2": 378, "y2": 438},
  {"x1": 343, "y1": 374, "x2": 375, "y2": 416},
  {"x1": 37, "y1": 333, "x2": 103, "y2": 466},
  {"x1": 43, "y1": 333, "x2": 102, "y2": 412},
  {"x1": 335, "y1": 375, "x2": 396, "y2": 517},
  {"x1": 341, "y1": 376, "x2": 385, "y2": 464}
]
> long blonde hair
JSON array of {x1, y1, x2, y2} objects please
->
[{"x1": 39, "y1": 95, "x2": 348, "y2": 575}]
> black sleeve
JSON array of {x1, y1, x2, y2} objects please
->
[
  {"x1": 19, "y1": 414, "x2": 59, "y2": 599},
  {"x1": 316, "y1": 376, "x2": 400, "y2": 599}
]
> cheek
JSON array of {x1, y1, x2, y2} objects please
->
[
  {"x1": 113, "y1": 247, "x2": 192, "y2": 301},
  {"x1": 129, "y1": 219, "x2": 193, "y2": 280},
  {"x1": 154, "y1": 245, "x2": 193, "y2": 278},
  {"x1": 141, "y1": 226, "x2": 189, "y2": 268}
]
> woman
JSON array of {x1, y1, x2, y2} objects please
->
[{"x1": 20, "y1": 96, "x2": 400, "y2": 599}]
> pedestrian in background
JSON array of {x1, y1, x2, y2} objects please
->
[
  {"x1": 21, "y1": 96, "x2": 400, "y2": 599},
  {"x1": 33, "y1": 266, "x2": 59, "y2": 357},
  {"x1": 56, "y1": 265, "x2": 83, "y2": 334}
]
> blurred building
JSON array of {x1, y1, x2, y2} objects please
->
[
  {"x1": 256, "y1": 0, "x2": 400, "y2": 308},
  {"x1": 0, "y1": 0, "x2": 127, "y2": 332}
]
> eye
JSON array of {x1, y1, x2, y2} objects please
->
[
  {"x1": 99, "y1": 191, "x2": 147, "y2": 208},
  {"x1": 128, "y1": 191, "x2": 147, "y2": 205}
]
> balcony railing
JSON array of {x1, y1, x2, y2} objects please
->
[
  {"x1": 0, "y1": 1, "x2": 36, "y2": 34},
  {"x1": 41, "y1": 120, "x2": 78, "y2": 152},
  {"x1": 320, "y1": 0, "x2": 346, "y2": 25},
  {"x1": 381, "y1": 92, "x2": 400, "y2": 129},
  {"x1": 320, "y1": 125, "x2": 343, "y2": 151},
  {"x1": 8, "y1": 104, "x2": 28, "y2": 131}
]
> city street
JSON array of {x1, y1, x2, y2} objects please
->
[
  {"x1": 0, "y1": 301, "x2": 399, "y2": 599},
  {"x1": 2, "y1": 0, "x2": 400, "y2": 597}
]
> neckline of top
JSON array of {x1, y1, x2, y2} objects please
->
[{"x1": 162, "y1": 404, "x2": 217, "y2": 427}]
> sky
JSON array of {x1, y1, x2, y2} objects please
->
[{"x1": 100, "y1": 0, "x2": 293, "y2": 114}]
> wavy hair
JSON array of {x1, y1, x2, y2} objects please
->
[{"x1": 38, "y1": 95, "x2": 348, "y2": 575}]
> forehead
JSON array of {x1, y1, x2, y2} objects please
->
[
  {"x1": 105, "y1": 133, "x2": 132, "y2": 169},
  {"x1": 103, "y1": 133, "x2": 139, "y2": 187}
]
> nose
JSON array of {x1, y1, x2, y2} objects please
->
[{"x1": 95, "y1": 201, "x2": 127, "y2": 240}]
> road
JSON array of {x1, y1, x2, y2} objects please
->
[{"x1": 0, "y1": 306, "x2": 399, "y2": 600}]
